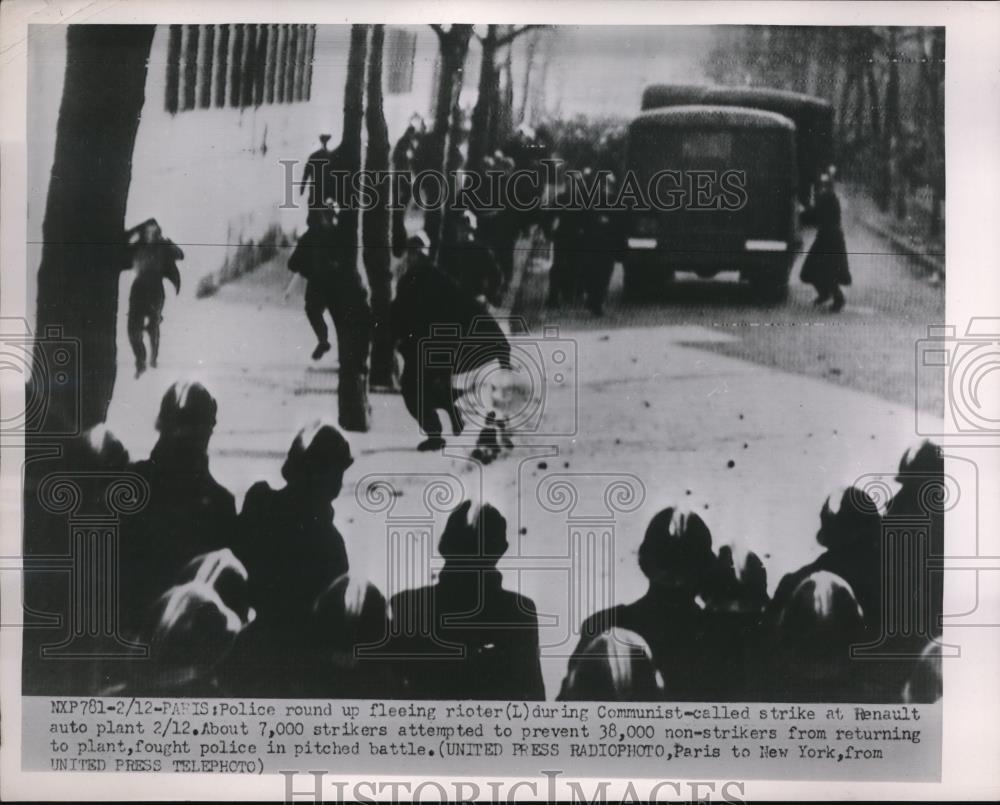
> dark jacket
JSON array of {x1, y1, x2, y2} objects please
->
[
  {"x1": 120, "y1": 445, "x2": 237, "y2": 629},
  {"x1": 800, "y1": 191, "x2": 851, "y2": 287},
  {"x1": 571, "y1": 587, "x2": 716, "y2": 700},
  {"x1": 387, "y1": 568, "x2": 545, "y2": 700},
  {"x1": 235, "y1": 482, "x2": 349, "y2": 625},
  {"x1": 392, "y1": 257, "x2": 510, "y2": 371}
]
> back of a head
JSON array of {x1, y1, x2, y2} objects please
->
[
  {"x1": 559, "y1": 628, "x2": 664, "y2": 701},
  {"x1": 438, "y1": 500, "x2": 508, "y2": 565},
  {"x1": 312, "y1": 574, "x2": 390, "y2": 661},
  {"x1": 776, "y1": 571, "x2": 865, "y2": 664},
  {"x1": 177, "y1": 549, "x2": 254, "y2": 625},
  {"x1": 156, "y1": 381, "x2": 218, "y2": 435},
  {"x1": 65, "y1": 424, "x2": 130, "y2": 471},
  {"x1": 638, "y1": 507, "x2": 714, "y2": 587},
  {"x1": 144, "y1": 581, "x2": 246, "y2": 679},
  {"x1": 281, "y1": 420, "x2": 353, "y2": 487},
  {"x1": 896, "y1": 439, "x2": 944, "y2": 483},
  {"x1": 816, "y1": 485, "x2": 882, "y2": 550},
  {"x1": 901, "y1": 641, "x2": 943, "y2": 704}
]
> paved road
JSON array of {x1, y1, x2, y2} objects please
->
[
  {"x1": 101, "y1": 206, "x2": 944, "y2": 699},
  {"x1": 514, "y1": 199, "x2": 945, "y2": 415}
]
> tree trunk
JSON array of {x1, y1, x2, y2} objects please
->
[
  {"x1": 34, "y1": 25, "x2": 155, "y2": 433},
  {"x1": 337, "y1": 23, "x2": 372, "y2": 431},
  {"x1": 885, "y1": 29, "x2": 905, "y2": 219},
  {"x1": 468, "y1": 26, "x2": 498, "y2": 172},
  {"x1": 362, "y1": 24, "x2": 395, "y2": 389},
  {"x1": 518, "y1": 31, "x2": 540, "y2": 125},
  {"x1": 424, "y1": 24, "x2": 473, "y2": 257}
]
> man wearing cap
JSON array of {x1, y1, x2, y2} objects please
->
[
  {"x1": 800, "y1": 173, "x2": 851, "y2": 312},
  {"x1": 301, "y1": 133, "x2": 351, "y2": 228},
  {"x1": 287, "y1": 204, "x2": 373, "y2": 429},
  {"x1": 121, "y1": 382, "x2": 237, "y2": 632},
  {"x1": 387, "y1": 500, "x2": 545, "y2": 700},
  {"x1": 229, "y1": 421, "x2": 353, "y2": 695},
  {"x1": 392, "y1": 233, "x2": 511, "y2": 451},
  {"x1": 567, "y1": 507, "x2": 713, "y2": 700},
  {"x1": 236, "y1": 422, "x2": 352, "y2": 625}
]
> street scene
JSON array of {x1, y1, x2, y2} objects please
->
[{"x1": 24, "y1": 24, "x2": 947, "y2": 705}]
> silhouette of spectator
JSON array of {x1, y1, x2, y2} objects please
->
[
  {"x1": 23, "y1": 424, "x2": 133, "y2": 695},
  {"x1": 388, "y1": 500, "x2": 545, "y2": 700},
  {"x1": 236, "y1": 421, "x2": 353, "y2": 625},
  {"x1": 769, "y1": 485, "x2": 883, "y2": 633},
  {"x1": 901, "y1": 640, "x2": 943, "y2": 704},
  {"x1": 767, "y1": 571, "x2": 872, "y2": 702},
  {"x1": 121, "y1": 577, "x2": 250, "y2": 696},
  {"x1": 557, "y1": 628, "x2": 665, "y2": 701},
  {"x1": 569, "y1": 507, "x2": 713, "y2": 700},
  {"x1": 699, "y1": 546, "x2": 770, "y2": 700},
  {"x1": 302, "y1": 574, "x2": 398, "y2": 698},
  {"x1": 120, "y1": 382, "x2": 236, "y2": 635},
  {"x1": 176, "y1": 548, "x2": 255, "y2": 628},
  {"x1": 886, "y1": 440, "x2": 944, "y2": 638}
]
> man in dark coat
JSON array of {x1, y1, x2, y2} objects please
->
[
  {"x1": 387, "y1": 501, "x2": 545, "y2": 700},
  {"x1": 392, "y1": 233, "x2": 510, "y2": 451},
  {"x1": 567, "y1": 507, "x2": 719, "y2": 700},
  {"x1": 768, "y1": 485, "x2": 884, "y2": 648},
  {"x1": 301, "y1": 134, "x2": 351, "y2": 227},
  {"x1": 125, "y1": 218, "x2": 182, "y2": 378},
  {"x1": 440, "y1": 211, "x2": 505, "y2": 307},
  {"x1": 800, "y1": 174, "x2": 851, "y2": 312},
  {"x1": 287, "y1": 205, "x2": 373, "y2": 430},
  {"x1": 120, "y1": 382, "x2": 237, "y2": 635},
  {"x1": 236, "y1": 422, "x2": 353, "y2": 624},
  {"x1": 545, "y1": 179, "x2": 589, "y2": 309}
]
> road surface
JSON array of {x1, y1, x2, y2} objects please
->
[{"x1": 102, "y1": 202, "x2": 944, "y2": 699}]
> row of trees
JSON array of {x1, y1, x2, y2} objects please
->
[
  {"x1": 705, "y1": 26, "x2": 945, "y2": 239},
  {"x1": 35, "y1": 24, "x2": 555, "y2": 433}
]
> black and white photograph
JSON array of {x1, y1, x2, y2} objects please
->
[{"x1": 2, "y1": 1, "x2": 999, "y2": 799}]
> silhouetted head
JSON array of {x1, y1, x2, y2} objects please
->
[
  {"x1": 319, "y1": 133, "x2": 332, "y2": 147},
  {"x1": 155, "y1": 381, "x2": 218, "y2": 456},
  {"x1": 312, "y1": 574, "x2": 390, "y2": 666},
  {"x1": 896, "y1": 439, "x2": 943, "y2": 484},
  {"x1": 438, "y1": 500, "x2": 508, "y2": 566},
  {"x1": 140, "y1": 219, "x2": 162, "y2": 244},
  {"x1": 638, "y1": 507, "x2": 714, "y2": 591},
  {"x1": 281, "y1": 421, "x2": 353, "y2": 502},
  {"x1": 143, "y1": 580, "x2": 247, "y2": 686},
  {"x1": 65, "y1": 424, "x2": 130, "y2": 471},
  {"x1": 901, "y1": 641, "x2": 943, "y2": 704},
  {"x1": 457, "y1": 210, "x2": 478, "y2": 237},
  {"x1": 558, "y1": 628, "x2": 664, "y2": 702},
  {"x1": 177, "y1": 549, "x2": 254, "y2": 626},
  {"x1": 818, "y1": 172, "x2": 833, "y2": 193},
  {"x1": 816, "y1": 485, "x2": 882, "y2": 550},
  {"x1": 775, "y1": 571, "x2": 866, "y2": 678}
]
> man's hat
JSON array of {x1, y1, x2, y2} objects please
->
[
  {"x1": 638, "y1": 507, "x2": 714, "y2": 581},
  {"x1": 319, "y1": 133, "x2": 332, "y2": 144},
  {"x1": 281, "y1": 420, "x2": 354, "y2": 483},
  {"x1": 816, "y1": 485, "x2": 881, "y2": 549},
  {"x1": 438, "y1": 500, "x2": 508, "y2": 562},
  {"x1": 156, "y1": 381, "x2": 218, "y2": 433},
  {"x1": 896, "y1": 439, "x2": 943, "y2": 482}
]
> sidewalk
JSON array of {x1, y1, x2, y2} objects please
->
[{"x1": 845, "y1": 186, "x2": 945, "y2": 283}]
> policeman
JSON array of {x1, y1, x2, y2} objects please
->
[
  {"x1": 391, "y1": 232, "x2": 510, "y2": 452},
  {"x1": 125, "y1": 218, "x2": 182, "y2": 378},
  {"x1": 287, "y1": 204, "x2": 372, "y2": 431},
  {"x1": 800, "y1": 173, "x2": 851, "y2": 312}
]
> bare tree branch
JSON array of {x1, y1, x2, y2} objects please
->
[
  {"x1": 496, "y1": 24, "x2": 544, "y2": 48},
  {"x1": 430, "y1": 24, "x2": 446, "y2": 40}
]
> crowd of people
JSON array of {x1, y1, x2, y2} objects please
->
[{"x1": 23, "y1": 384, "x2": 944, "y2": 704}]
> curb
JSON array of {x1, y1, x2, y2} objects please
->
[{"x1": 855, "y1": 215, "x2": 945, "y2": 280}]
